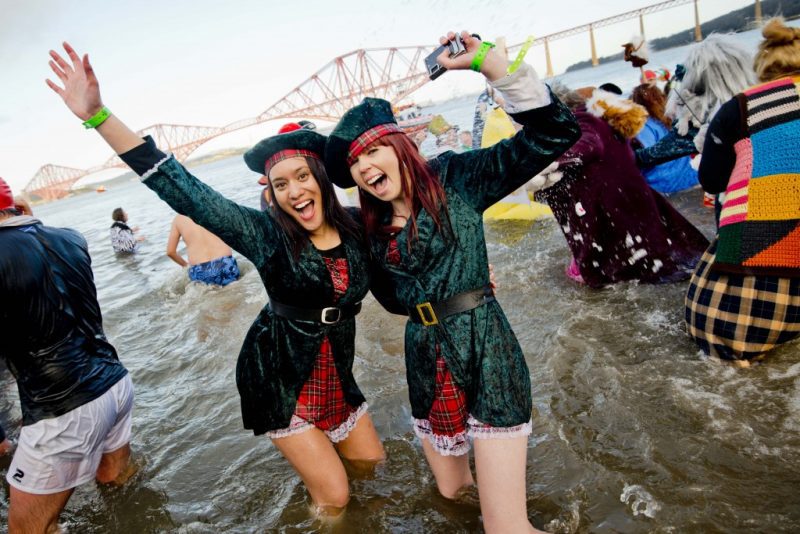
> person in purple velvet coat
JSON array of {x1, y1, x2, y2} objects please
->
[{"x1": 535, "y1": 87, "x2": 709, "y2": 288}]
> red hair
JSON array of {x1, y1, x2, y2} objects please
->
[{"x1": 357, "y1": 133, "x2": 451, "y2": 247}]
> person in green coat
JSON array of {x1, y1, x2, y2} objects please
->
[
  {"x1": 46, "y1": 42, "x2": 402, "y2": 519},
  {"x1": 326, "y1": 31, "x2": 580, "y2": 533}
]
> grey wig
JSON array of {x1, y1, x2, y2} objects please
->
[{"x1": 667, "y1": 34, "x2": 756, "y2": 136}]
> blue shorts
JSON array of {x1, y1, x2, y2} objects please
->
[{"x1": 188, "y1": 255, "x2": 240, "y2": 286}]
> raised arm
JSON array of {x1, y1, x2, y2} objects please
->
[
  {"x1": 635, "y1": 126, "x2": 698, "y2": 168},
  {"x1": 46, "y1": 42, "x2": 275, "y2": 264},
  {"x1": 165, "y1": 218, "x2": 188, "y2": 267},
  {"x1": 443, "y1": 64, "x2": 580, "y2": 212}
]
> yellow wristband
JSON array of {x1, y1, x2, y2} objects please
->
[{"x1": 508, "y1": 36, "x2": 535, "y2": 74}]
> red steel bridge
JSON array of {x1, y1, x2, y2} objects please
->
[{"x1": 25, "y1": 0, "x2": 762, "y2": 201}]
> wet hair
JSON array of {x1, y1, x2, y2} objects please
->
[
  {"x1": 0, "y1": 207, "x2": 20, "y2": 218},
  {"x1": 599, "y1": 82, "x2": 623, "y2": 95},
  {"x1": 549, "y1": 80, "x2": 586, "y2": 110},
  {"x1": 266, "y1": 156, "x2": 360, "y2": 257},
  {"x1": 754, "y1": 18, "x2": 800, "y2": 82},
  {"x1": 357, "y1": 133, "x2": 451, "y2": 248},
  {"x1": 111, "y1": 207, "x2": 126, "y2": 222},
  {"x1": 631, "y1": 83, "x2": 672, "y2": 128}
]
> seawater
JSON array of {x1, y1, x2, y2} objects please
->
[{"x1": 3, "y1": 25, "x2": 800, "y2": 533}]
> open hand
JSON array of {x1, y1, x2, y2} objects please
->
[{"x1": 46, "y1": 42, "x2": 104, "y2": 121}]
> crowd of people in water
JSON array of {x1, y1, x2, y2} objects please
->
[{"x1": 0, "y1": 19, "x2": 798, "y2": 533}]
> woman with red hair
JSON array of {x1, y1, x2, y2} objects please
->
[{"x1": 326, "y1": 31, "x2": 580, "y2": 533}]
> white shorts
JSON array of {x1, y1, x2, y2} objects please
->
[{"x1": 7, "y1": 374, "x2": 134, "y2": 494}]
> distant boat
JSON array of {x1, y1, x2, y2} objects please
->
[
  {"x1": 394, "y1": 103, "x2": 432, "y2": 134},
  {"x1": 96, "y1": 185, "x2": 107, "y2": 193}
]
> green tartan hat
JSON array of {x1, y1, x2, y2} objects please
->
[
  {"x1": 243, "y1": 130, "x2": 327, "y2": 175},
  {"x1": 325, "y1": 97, "x2": 400, "y2": 188}
]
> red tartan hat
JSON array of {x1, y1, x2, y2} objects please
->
[
  {"x1": 325, "y1": 97, "x2": 399, "y2": 188},
  {"x1": 243, "y1": 130, "x2": 326, "y2": 176}
]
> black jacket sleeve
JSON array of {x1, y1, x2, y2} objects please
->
[{"x1": 698, "y1": 98, "x2": 742, "y2": 194}]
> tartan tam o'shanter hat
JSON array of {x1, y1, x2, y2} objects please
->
[
  {"x1": 325, "y1": 97, "x2": 403, "y2": 189},
  {"x1": 243, "y1": 129, "x2": 327, "y2": 178}
]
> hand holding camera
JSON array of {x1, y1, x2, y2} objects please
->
[{"x1": 424, "y1": 31, "x2": 509, "y2": 82}]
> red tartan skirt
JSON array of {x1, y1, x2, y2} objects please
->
[
  {"x1": 413, "y1": 351, "x2": 532, "y2": 456},
  {"x1": 265, "y1": 256, "x2": 365, "y2": 442},
  {"x1": 295, "y1": 337, "x2": 355, "y2": 431}
]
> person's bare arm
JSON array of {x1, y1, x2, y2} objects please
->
[
  {"x1": 165, "y1": 219, "x2": 188, "y2": 267},
  {"x1": 46, "y1": 42, "x2": 143, "y2": 155}
]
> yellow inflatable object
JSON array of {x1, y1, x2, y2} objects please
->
[
  {"x1": 479, "y1": 106, "x2": 551, "y2": 220},
  {"x1": 480, "y1": 107, "x2": 517, "y2": 148},
  {"x1": 484, "y1": 201, "x2": 552, "y2": 221}
]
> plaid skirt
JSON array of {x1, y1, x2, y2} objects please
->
[
  {"x1": 413, "y1": 349, "x2": 532, "y2": 456},
  {"x1": 685, "y1": 239, "x2": 800, "y2": 360}
]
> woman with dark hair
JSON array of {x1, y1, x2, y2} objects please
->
[
  {"x1": 326, "y1": 31, "x2": 580, "y2": 533},
  {"x1": 631, "y1": 83, "x2": 698, "y2": 193},
  {"x1": 109, "y1": 207, "x2": 143, "y2": 253},
  {"x1": 47, "y1": 42, "x2": 401, "y2": 518},
  {"x1": 685, "y1": 18, "x2": 800, "y2": 365}
]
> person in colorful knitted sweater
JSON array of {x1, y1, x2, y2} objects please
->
[
  {"x1": 685, "y1": 18, "x2": 800, "y2": 365},
  {"x1": 46, "y1": 42, "x2": 405, "y2": 518},
  {"x1": 326, "y1": 31, "x2": 580, "y2": 534}
]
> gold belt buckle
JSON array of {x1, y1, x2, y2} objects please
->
[{"x1": 415, "y1": 302, "x2": 438, "y2": 326}]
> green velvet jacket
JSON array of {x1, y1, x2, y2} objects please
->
[
  {"x1": 370, "y1": 96, "x2": 580, "y2": 427},
  {"x1": 140, "y1": 157, "x2": 389, "y2": 435}
]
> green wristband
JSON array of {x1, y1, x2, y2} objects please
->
[
  {"x1": 82, "y1": 106, "x2": 111, "y2": 129},
  {"x1": 470, "y1": 41, "x2": 495, "y2": 72}
]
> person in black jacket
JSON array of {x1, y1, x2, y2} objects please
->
[{"x1": 0, "y1": 177, "x2": 134, "y2": 533}]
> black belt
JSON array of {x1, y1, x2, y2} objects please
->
[
  {"x1": 408, "y1": 286, "x2": 495, "y2": 326},
  {"x1": 269, "y1": 299, "x2": 361, "y2": 324}
]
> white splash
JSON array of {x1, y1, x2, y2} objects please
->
[
  {"x1": 625, "y1": 233, "x2": 635, "y2": 247},
  {"x1": 621, "y1": 483, "x2": 661, "y2": 518},
  {"x1": 628, "y1": 248, "x2": 648, "y2": 264},
  {"x1": 652, "y1": 259, "x2": 663, "y2": 273},
  {"x1": 592, "y1": 242, "x2": 603, "y2": 251}
]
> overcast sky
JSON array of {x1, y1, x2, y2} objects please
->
[{"x1": 1, "y1": 0, "x2": 754, "y2": 191}]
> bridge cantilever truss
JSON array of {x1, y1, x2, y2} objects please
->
[
  {"x1": 24, "y1": 45, "x2": 436, "y2": 201},
  {"x1": 26, "y1": 0, "x2": 746, "y2": 201}
]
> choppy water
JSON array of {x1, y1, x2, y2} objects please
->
[
  {"x1": 3, "y1": 154, "x2": 798, "y2": 533},
  {"x1": 3, "y1": 25, "x2": 800, "y2": 531}
]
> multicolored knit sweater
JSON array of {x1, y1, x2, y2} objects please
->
[{"x1": 714, "y1": 77, "x2": 800, "y2": 275}]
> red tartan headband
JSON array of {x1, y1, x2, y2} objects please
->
[
  {"x1": 346, "y1": 123, "x2": 402, "y2": 166},
  {"x1": 264, "y1": 149, "x2": 321, "y2": 176}
]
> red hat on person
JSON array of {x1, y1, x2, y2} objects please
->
[
  {"x1": 277, "y1": 122, "x2": 302, "y2": 134},
  {"x1": 0, "y1": 177, "x2": 14, "y2": 210}
]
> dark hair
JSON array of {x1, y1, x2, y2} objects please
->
[
  {"x1": 631, "y1": 83, "x2": 672, "y2": 128},
  {"x1": 266, "y1": 156, "x2": 361, "y2": 257},
  {"x1": 112, "y1": 207, "x2": 126, "y2": 222},
  {"x1": 0, "y1": 207, "x2": 20, "y2": 218},
  {"x1": 357, "y1": 133, "x2": 452, "y2": 248},
  {"x1": 599, "y1": 82, "x2": 623, "y2": 95}
]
